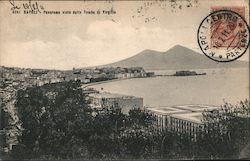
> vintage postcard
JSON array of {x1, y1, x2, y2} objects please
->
[{"x1": 0, "y1": 0, "x2": 249, "y2": 160}]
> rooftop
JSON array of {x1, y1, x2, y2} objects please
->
[
  {"x1": 173, "y1": 104, "x2": 219, "y2": 112},
  {"x1": 147, "y1": 104, "x2": 219, "y2": 116},
  {"x1": 147, "y1": 104, "x2": 221, "y2": 124},
  {"x1": 146, "y1": 106, "x2": 189, "y2": 115},
  {"x1": 171, "y1": 112, "x2": 204, "y2": 124}
]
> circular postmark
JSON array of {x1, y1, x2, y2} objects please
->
[{"x1": 197, "y1": 10, "x2": 249, "y2": 62}]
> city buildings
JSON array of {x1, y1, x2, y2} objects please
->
[
  {"x1": 170, "y1": 112, "x2": 205, "y2": 140},
  {"x1": 146, "y1": 105, "x2": 220, "y2": 140},
  {"x1": 146, "y1": 106, "x2": 188, "y2": 131},
  {"x1": 89, "y1": 92, "x2": 143, "y2": 114},
  {"x1": 0, "y1": 66, "x2": 153, "y2": 152}
]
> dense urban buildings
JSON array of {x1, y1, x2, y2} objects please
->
[
  {"x1": 0, "y1": 66, "x2": 152, "y2": 86},
  {"x1": 1, "y1": 65, "x2": 249, "y2": 159},
  {"x1": 0, "y1": 66, "x2": 152, "y2": 153}
]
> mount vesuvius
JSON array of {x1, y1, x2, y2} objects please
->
[{"x1": 101, "y1": 45, "x2": 248, "y2": 70}]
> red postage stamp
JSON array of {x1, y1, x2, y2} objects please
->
[
  {"x1": 210, "y1": 6, "x2": 245, "y2": 48},
  {"x1": 198, "y1": 7, "x2": 249, "y2": 62},
  {"x1": 211, "y1": 6, "x2": 245, "y2": 17},
  {"x1": 210, "y1": 7, "x2": 246, "y2": 49}
]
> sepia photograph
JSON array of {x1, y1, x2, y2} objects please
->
[{"x1": 0, "y1": 0, "x2": 249, "y2": 160}]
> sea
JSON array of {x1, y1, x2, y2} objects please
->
[{"x1": 89, "y1": 68, "x2": 249, "y2": 107}]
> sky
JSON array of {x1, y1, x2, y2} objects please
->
[{"x1": 0, "y1": 0, "x2": 249, "y2": 70}]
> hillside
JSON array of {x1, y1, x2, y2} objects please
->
[{"x1": 102, "y1": 45, "x2": 249, "y2": 70}]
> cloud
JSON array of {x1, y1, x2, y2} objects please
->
[{"x1": 0, "y1": 20, "x2": 222, "y2": 70}]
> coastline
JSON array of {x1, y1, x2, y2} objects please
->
[
  {"x1": 81, "y1": 77, "x2": 146, "y2": 88},
  {"x1": 81, "y1": 74, "x2": 207, "y2": 88}
]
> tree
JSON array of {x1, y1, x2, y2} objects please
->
[
  {"x1": 118, "y1": 108, "x2": 157, "y2": 158},
  {"x1": 14, "y1": 81, "x2": 93, "y2": 159},
  {"x1": 128, "y1": 108, "x2": 155, "y2": 127},
  {"x1": 198, "y1": 100, "x2": 250, "y2": 159},
  {"x1": 120, "y1": 126, "x2": 155, "y2": 158},
  {"x1": 87, "y1": 108, "x2": 127, "y2": 158}
]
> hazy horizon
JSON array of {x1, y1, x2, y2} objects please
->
[{"x1": 1, "y1": 44, "x2": 249, "y2": 71}]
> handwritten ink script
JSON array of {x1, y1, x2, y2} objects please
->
[
  {"x1": 8, "y1": 0, "x2": 116, "y2": 15},
  {"x1": 9, "y1": 0, "x2": 44, "y2": 14}
]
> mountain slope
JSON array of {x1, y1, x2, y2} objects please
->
[{"x1": 102, "y1": 45, "x2": 249, "y2": 70}]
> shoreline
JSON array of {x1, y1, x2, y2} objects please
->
[
  {"x1": 81, "y1": 77, "x2": 148, "y2": 88},
  {"x1": 81, "y1": 74, "x2": 207, "y2": 88}
]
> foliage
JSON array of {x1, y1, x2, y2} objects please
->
[
  {"x1": 13, "y1": 82, "x2": 158, "y2": 159},
  {"x1": 198, "y1": 99, "x2": 250, "y2": 159},
  {"x1": 87, "y1": 108, "x2": 126, "y2": 158},
  {"x1": 120, "y1": 126, "x2": 154, "y2": 158},
  {"x1": 13, "y1": 80, "x2": 250, "y2": 160},
  {"x1": 14, "y1": 81, "x2": 92, "y2": 159},
  {"x1": 128, "y1": 108, "x2": 155, "y2": 127}
]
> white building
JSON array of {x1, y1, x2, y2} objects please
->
[
  {"x1": 147, "y1": 104, "x2": 220, "y2": 139},
  {"x1": 89, "y1": 92, "x2": 143, "y2": 114}
]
